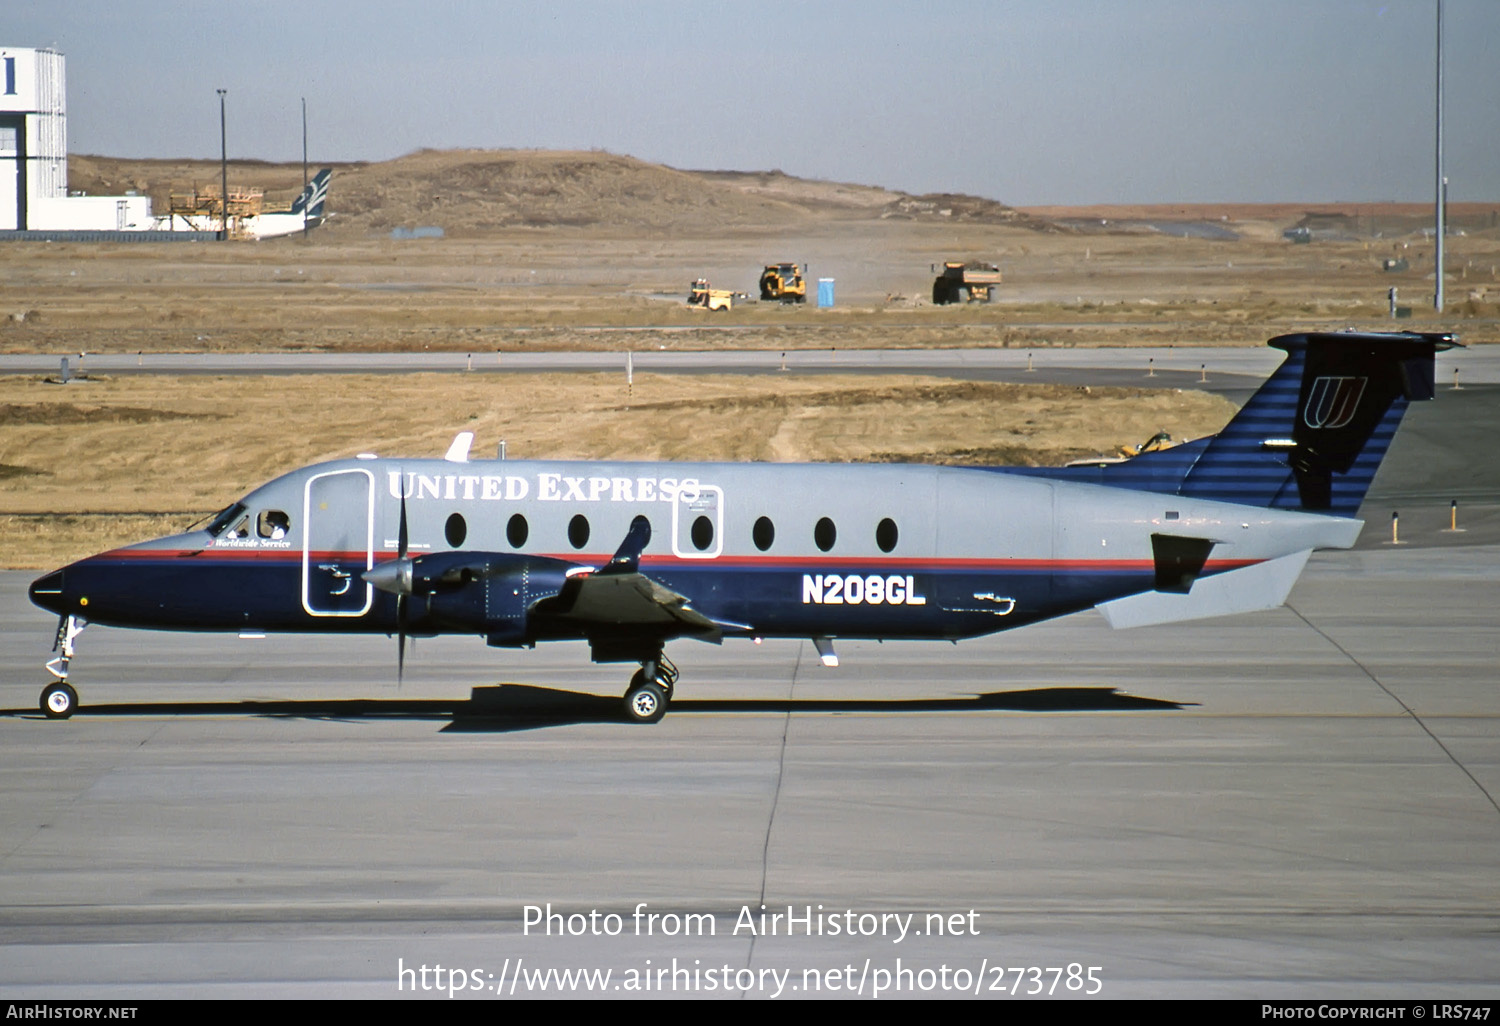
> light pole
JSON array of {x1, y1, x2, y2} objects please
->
[
  {"x1": 1434, "y1": 0, "x2": 1444, "y2": 312},
  {"x1": 217, "y1": 88, "x2": 227, "y2": 241},
  {"x1": 301, "y1": 96, "x2": 308, "y2": 238}
]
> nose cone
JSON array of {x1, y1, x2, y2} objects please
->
[{"x1": 29, "y1": 569, "x2": 66, "y2": 616}]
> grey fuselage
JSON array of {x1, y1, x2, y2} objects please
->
[{"x1": 33, "y1": 455, "x2": 1361, "y2": 647}]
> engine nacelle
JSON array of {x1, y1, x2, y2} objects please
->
[{"x1": 399, "y1": 552, "x2": 572, "y2": 641}]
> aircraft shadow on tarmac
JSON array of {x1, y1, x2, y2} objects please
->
[{"x1": 2, "y1": 684, "x2": 1190, "y2": 732}]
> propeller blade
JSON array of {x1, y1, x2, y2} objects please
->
[
  {"x1": 398, "y1": 487, "x2": 409, "y2": 559},
  {"x1": 397, "y1": 593, "x2": 407, "y2": 684},
  {"x1": 396, "y1": 474, "x2": 409, "y2": 683}
]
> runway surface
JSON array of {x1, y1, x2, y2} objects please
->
[
  {"x1": 3, "y1": 341, "x2": 1499, "y2": 387},
  {"x1": 1, "y1": 344, "x2": 1497, "y2": 999}
]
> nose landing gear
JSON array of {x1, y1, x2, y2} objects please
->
[{"x1": 41, "y1": 615, "x2": 86, "y2": 719}]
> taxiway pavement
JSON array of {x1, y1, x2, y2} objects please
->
[
  {"x1": 1, "y1": 344, "x2": 1496, "y2": 999},
  {"x1": 1, "y1": 544, "x2": 1497, "y2": 999}
]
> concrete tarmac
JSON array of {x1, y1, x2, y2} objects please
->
[
  {"x1": 3, "y1": 342, "x2": 1499, "y2": 386},
  {"x1": 1, "y1": 343, "x2": 1497, "y2": 999},
  {"x1": 1, "y1": 545, "x2": 1497, "y2": 999}
]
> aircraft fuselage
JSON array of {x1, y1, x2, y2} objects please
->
[{"x1": 31, "y1": 456, "x2": 1359, "y2": 648}]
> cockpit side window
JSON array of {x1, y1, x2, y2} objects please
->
[
  {"x1": 257, "y1": 510, "x2": 291, "y2": 539},
  {"x1": 207, "y1": 503, "x2": 247, "y2": 537}
]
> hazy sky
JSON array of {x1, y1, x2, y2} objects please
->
[{"x1": 8, "y1": 1, "x2": 1497, "y2": 205}]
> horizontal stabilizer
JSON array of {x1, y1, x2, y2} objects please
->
[{"x1": 1096, "y1": 549, "x2": 1313, "y2": 629}]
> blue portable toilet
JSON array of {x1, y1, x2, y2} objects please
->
[{"x1": 817, "y1": 278, "x2": 835, "y2": 308}]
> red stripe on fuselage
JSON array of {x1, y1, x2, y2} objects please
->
[{"x1": 85, "y1": 547, "x2": 1262, "y2": 574}]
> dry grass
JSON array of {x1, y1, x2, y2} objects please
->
[
  {"x1": 0, "y1": 371, "x2": 1236, "y2": 569},
  {"x1": 1, "y1": 149, "x2": 1487, "y2": 355}
]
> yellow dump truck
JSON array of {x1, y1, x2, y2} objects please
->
[
  {"x1": 932, "y1": 261, "x2": 1002, "y2": 304},
  {"x1": 759, "y1": 263, "x2": 807, "y2": 303}
]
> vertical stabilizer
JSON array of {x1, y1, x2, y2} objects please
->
[{"x1": 1175, "y1": 332, "x2": 1458, "y2": 515}]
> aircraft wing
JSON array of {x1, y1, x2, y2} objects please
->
[{"x1": 548, "y1": 570, "x2": 726, "y2": 640}]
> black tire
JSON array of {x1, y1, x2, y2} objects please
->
[
  {"x1": 624, "y1": 679, "x2": 667, "y2": 724},
  {"x1": 932, "y1": 278, "x2": 950, "y2": 305},
  {"x1": 41, "y1": 681, "x2": 77, "y2": 720},
  {"x1": 630, "y1": 668, "x2": 672, "y2": 700}
]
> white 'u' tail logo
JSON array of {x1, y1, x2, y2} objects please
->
[{"x1": 1304, "y1": 376, "x2": 1367, "y2": 429}]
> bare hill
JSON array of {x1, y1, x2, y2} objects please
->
[{"x1": 67, "y1": 149, "x2": 1043, "y2": 237}]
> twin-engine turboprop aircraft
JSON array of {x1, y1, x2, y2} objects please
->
[{"x1": 29, "y1": 331, "x2": 1457, "y2": 722}]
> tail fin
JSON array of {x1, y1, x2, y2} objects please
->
[
  {"x1": 1173, "y1": 331, "x2": 1459, "y2": 515},
  {"x1": 288, "y1": 169, "x2": 332, "y2": 218}
]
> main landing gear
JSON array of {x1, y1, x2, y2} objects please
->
[
  {"x1": 623, "y1": 653, "x2": 678, "y2": 725},
  {"x1": 41, "y1": 615, "x2": 86, "y2": 719}
]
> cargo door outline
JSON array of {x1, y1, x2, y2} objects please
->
[{"x1": 302, "y1": 468, "x2": 375, "y2": 616}]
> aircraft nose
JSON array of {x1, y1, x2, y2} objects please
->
[{"x1": 29, "y1": 569, "x2": 66, "y2": 615}]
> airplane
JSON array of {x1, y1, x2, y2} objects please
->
[
  {"x1": 152, "y1": 168, "x2": 332, "y2": 240},
  {"x1": 27, "y1": 330, "x2": 1458, "y2": 723},
  {"x1": 243, "y1": 167, "x2": 332, "y2": 239}
]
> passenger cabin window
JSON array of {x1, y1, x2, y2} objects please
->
[
  {"x1": 568, "y1": 514, "x2": 590, "y2": 549},
  {"x1": 814, "y1": 517, "x2": 836, "y2": 552},
  {"x1": 752, "y1": 516, "x2": 775, "y2": 551},
  {"x1": 507, "y1": 513, "x2": 529, "y2": 548},
  {"x1": 691, "y1": 515, "x2": 714, "y2": 551},
  {"x1": 445, "y1": 512, "x2": 467, "y2": 548},
  {"x1": 257, "y1": 510, "x2": 291, "y2": 540},
  {"x1": 876, "y1": 518, "x2": 898, "y2": 553}
]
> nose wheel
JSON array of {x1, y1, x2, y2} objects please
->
[
  {"x1": 41, "y1": 615, "x2": 86, "y2": 720},
  {"x1": 623, "y1": 653, "x2": 678, "y2": 724}
]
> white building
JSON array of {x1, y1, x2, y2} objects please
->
[{"x1": 0, "y1": 46, "x2": 152, "y2": 231}]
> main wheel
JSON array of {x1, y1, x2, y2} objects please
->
[
  {"x1": 41, "y1": 681, "x2": 77, "y2": 720},
  {"x1": 624, "y1": 679, "x2": 667, "y2": 724}
]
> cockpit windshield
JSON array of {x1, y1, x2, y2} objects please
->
[{"x1": 205, "y1": 502, "x2": 248, "y2": 537}]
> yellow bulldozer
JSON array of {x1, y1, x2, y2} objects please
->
[
  {"x1": 759, "y1": 263, "x2": 807, "y2": 303},
  {"x1": 687, "y1": 279, "x2": 737, "y2": 311},
  {"x1": 1118, "y1": 431, "x2": 1176, "y2": 459}
]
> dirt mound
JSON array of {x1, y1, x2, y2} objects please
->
[
  {"x1": 879, "y1": 191, "x2": 1060, "y2": 230},
  {"x1": 66, "y1": 149, "x2": 1047, "y2": 237},
  {"x1": 333, "y1": 149, "x2": 820, "y2": 233}
]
